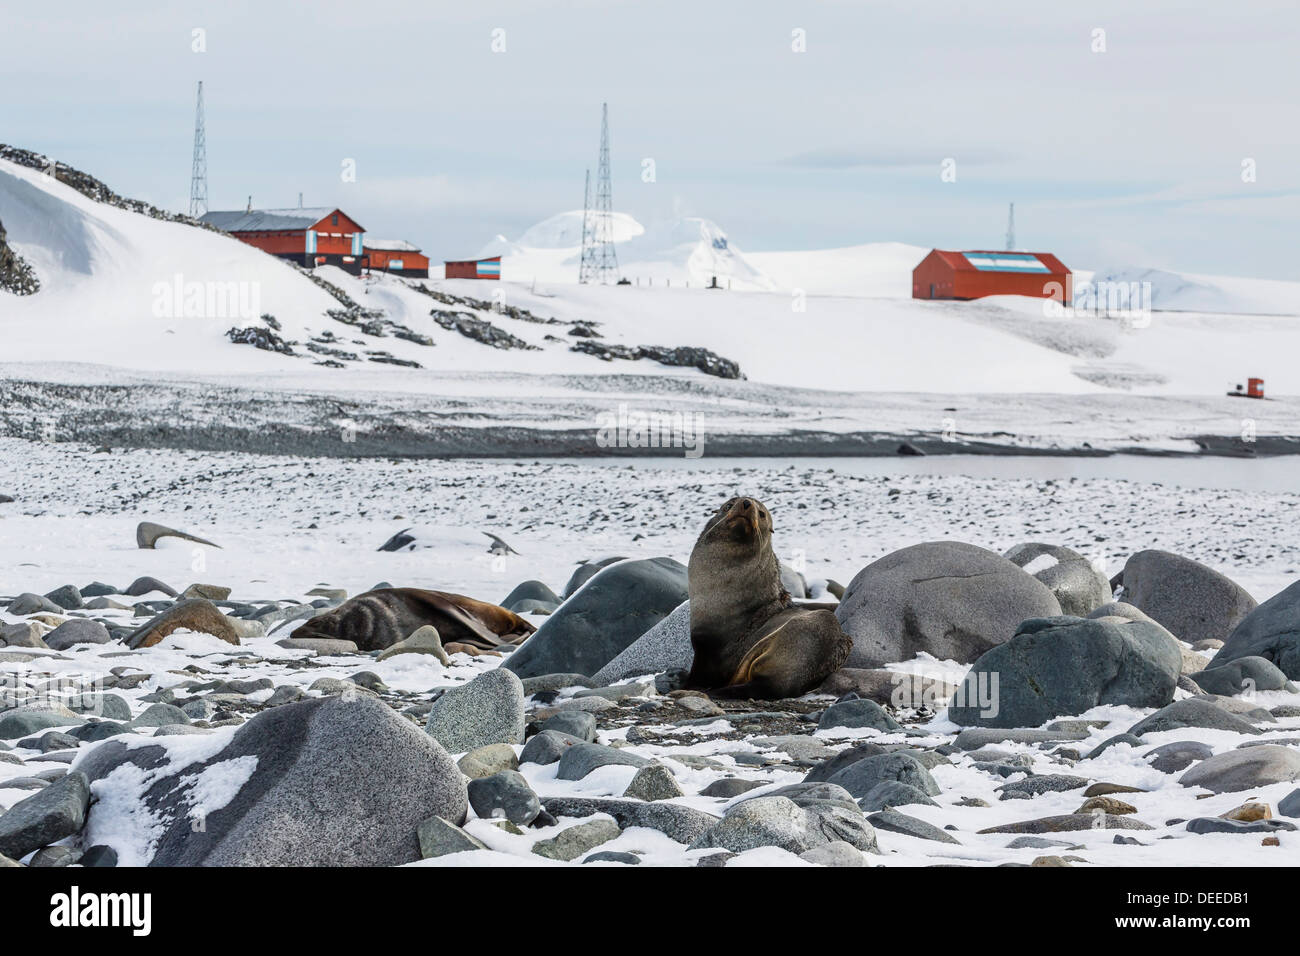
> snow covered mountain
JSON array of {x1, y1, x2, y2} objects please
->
[{"x1": 480, "y1": 210, "x2": 775, "y2": 291}]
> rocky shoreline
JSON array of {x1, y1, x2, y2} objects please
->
[
  {"x1": 1, "y1": 375, "x2": 1294, "y2": 459},
  {"x1": 2, "y1": 506, "x2": 1298, "y2": 868}
]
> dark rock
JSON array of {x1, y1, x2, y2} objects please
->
[
  {"x1": 541, "y1": 710, "x2": 597, "y2": 742},
  {"x1": 519, "y1": 729, "x2": 583, "y2": 766},
  {"x1": 858, "y1": 781, "x2": 939, "y2": 812},
  {"x1": 1186, "y1": 817, "x2": 1297, "y2": 835},
  {"x1": 43, "y1": 584, "x2": 84, "y2": 610},
  {"x1": 826, "y1": 752, "x2": 939, "y2": 800},
  {"x1": 817, "y1": 698, "x2": 900, "y2": 733},
  {"x1": 1118, "y1": 549, "x2": 1257, "y2": 645},
  {"x1": 1128, "y1": 698, "x2": 1263, "y2": 737},
  {"x1": 504, "y1": 557, "x2": 688, "y2": 679},
  {"x1": 1212, "y1": 580, "x2": 1300, "y2": 679},
  {"x1": 868, "y1": 810, "x2": 961, "y2": 844},
  {"x1": 556, "y1": 743, "x2": 652, "y2": 781},
  {"x1": 1191, "y1": 655, "x2": 1296, "y2": 696},
  {"x1": 78, "y1": 696, "x2": 466, "y2": 865},
  {"x1": 124, "y1": 576, "x2": 178, "y2": 597},
  {"x1": 1144, "y1": 740, "x2": 1214, "y2": 774},
  {"x1": 43, "y1": 619, "x2": 113, "y2": 651},
  {"x1": 467, "y1": 770, "x2": 542, "y2": 826},
  {"x1": 541, "y1": 796, "x2": 719, "y2": 844},
  {"x1": 0, "y1": 771, "x2": 90, "y2": 860},
  {"x1": 949, "y1": 615, "x2": 1180, "y2": 728}
]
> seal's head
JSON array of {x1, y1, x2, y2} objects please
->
[{"x1": 698, "y1": 496, "x2": 773, "y2": 554}]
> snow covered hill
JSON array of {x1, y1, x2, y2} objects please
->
[{"x1": 3, "y1": 150, "x2": 1299, "y2": 416}]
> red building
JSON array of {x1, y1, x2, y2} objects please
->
[
  {"x1": 912, "y1": 250, "x2": 1070, "y2": 302},
  {"x1": 444, "y1": 256, "x2": 501, "y2": 280},
  {"x1": 201, "y1": 206, "x2": 366, "y2": 275},
  {"x1": 364, "y1": 239, "x2": 430, "y2": 278}
]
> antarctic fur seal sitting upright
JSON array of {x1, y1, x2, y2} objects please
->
[
  {"x1": 291, "y1": 588, "x2": 535, "y2": 655},
  {"x1": 685, "y1": 496, "x2": 852, "y2": 698}
]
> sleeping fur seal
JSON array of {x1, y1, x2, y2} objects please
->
[
  {"x1": 685, "y1": 496, "x2": 852, "y2": 698},
  {"x1": 291, "y1": 587, "x2": 535, "y2": 655}
]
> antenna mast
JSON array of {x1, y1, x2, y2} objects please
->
[
  {"x1": 578, "y1": 103, "x2": 619, "y2": 284},
  {"x1": 1005, "y1": 201, "x2": 1015, "y2": 251},
  {"x1": 189, "y1": 81, "x2": 208, "y2": 218}
]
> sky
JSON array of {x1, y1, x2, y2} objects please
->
[{"x1": 3, "y1": 0, "x2": 1297, "y2": 279}]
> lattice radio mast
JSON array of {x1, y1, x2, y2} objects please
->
[
  {"x1": 189, "y1": 81, "x2": 208, "y2": 218},
  {"x1": 1005, "y1": 201, "x2": 1015, "y2": 251},
  {"x1": 578, "y1": 103, "x2": 619, "y2": 284}
]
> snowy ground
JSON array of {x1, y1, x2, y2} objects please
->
[{"x1": 3, "y1": 438, "x2": 1298, "y2": 866}]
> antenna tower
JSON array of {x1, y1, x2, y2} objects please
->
[
  {"x1": 1005, "y1": 201, "x2": 1015, "y2": 251},
  {"x1": 578, "y1": 103, "x2": 619, "y2": 284},
  {"x1": 189, "y1": 81, "x2": 208, "y2": 218}
]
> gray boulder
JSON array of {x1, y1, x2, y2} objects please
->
[
  {"x1": 1004, "y1": 543, "x2": 1111, "y2": 616},
  {"x1": 1118, "y1": 550, "x2": 1257, "y2": 644},
  {"x1": 467, "y1": 770, "x2": 542, "y2": 826},
  {"x1": 1128, "y1": 698, "x2": 1264, "y2": 737},
  {"x1": 826, "y1": 751, "x2": 940, "y2": 800},
  {"x1": 519, "y1": 730, "x2": 583, "y2": 766},
  {"x1": 78, "y1": 695, "x2": 466, "y2": 866},
  {"x1": 591, "y1": 601, "x2": 691, "y2": 685},
  {"x1": 948, "y1": 615, "x2": 1180, "y2": 729},
  {"x1": 1212, "y1": 580, "x2": 1300, "y2": 679},
  {"x1": 555, "y1": 743, "x2": 651, "y2": 781},
  {"x1": 504, "y1": 558, "x2": 688, "y2": 679},
  {"x1": 868, "y1": 810, "x2": 961, "y2": 844},
  {"x1": 424, "y1": 668, "x2": 525, "y2": 753},
  {"x1": 541, "y1": 711, "x2": 596, "y2": 742},
  {"x1": 817, "y1": 698, "x2": 900, "y2": 732},
  {"x1": 1144, "y1": 740, "x2": 1214, "y2": 774},
  {"x1": 1179, "y1": 745, "x2": 1300, "y2": 794},
  {"x1": 688, "y1": 796, "x2": 873, "y2": 855},
  {"x1": 501, "y1": 580, "x2": 561, "y2": 613},
  {"x1": 0, "y1": 771, "x2": 90, "y2": 860},
  {"x1": 541, "y1": 796, "x2": 719, "y2": 844},
  {"x1": 835, "y1": 542, "x2": 1061, "y2": 667},
  {"x1": 1190, "y1": 656, "x2": 1295, "y2": 696},
  {"x1": 858, "y1": 781, "x2": 939, "y2": 812}
]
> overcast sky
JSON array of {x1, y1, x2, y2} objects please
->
[{"x1": 4, "y1": 0, "x2": 1297, "y2": 278}]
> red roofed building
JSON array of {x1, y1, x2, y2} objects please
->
[
  {"x1": 200, "y1": 206, "x2": 366, "y2": 275},
  {"x1": 363, "y1": 239, "x2": 430, "y2": 278},
  {"x1": 912, "y1": 250, "x2": 1070, "y2": 302}
]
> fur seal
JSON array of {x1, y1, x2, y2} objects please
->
[
  {"x1": 291, "y1": 587, "x2": 535, "y2": 654},
  {"x1": 685, "y1": 496, "x2": 852, "y2": 698}
]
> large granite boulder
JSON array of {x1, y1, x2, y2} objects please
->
[
  {"x1": 504, "y1": 557, "x2": 688, "y2": 679},
  {"x1": 1003, "y1": 543, "x2": 1111, "y2": 617},
  {"x1": 76, "y1": 695, "x2": 466, "y2": 866},
  {"x1": 835, "y1": 542, "x2": 1062, "y2": 667},
  {"x1": 1117, "y1": 550, "x2": 1257, "y2": 645},
  {"x1": 1211, "y1": 580, "x2": 1300, "y2": 680},
  {"x1": 591, "y1": 601, "x2": 692, "y2": 685},
  {"x1": 948, "y1": 615, "x2": 1181, "y2": 729}
]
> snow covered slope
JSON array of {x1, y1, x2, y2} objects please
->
[{"x1": 3, "y1": 153, "x2": 1299, "y2": 404}]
